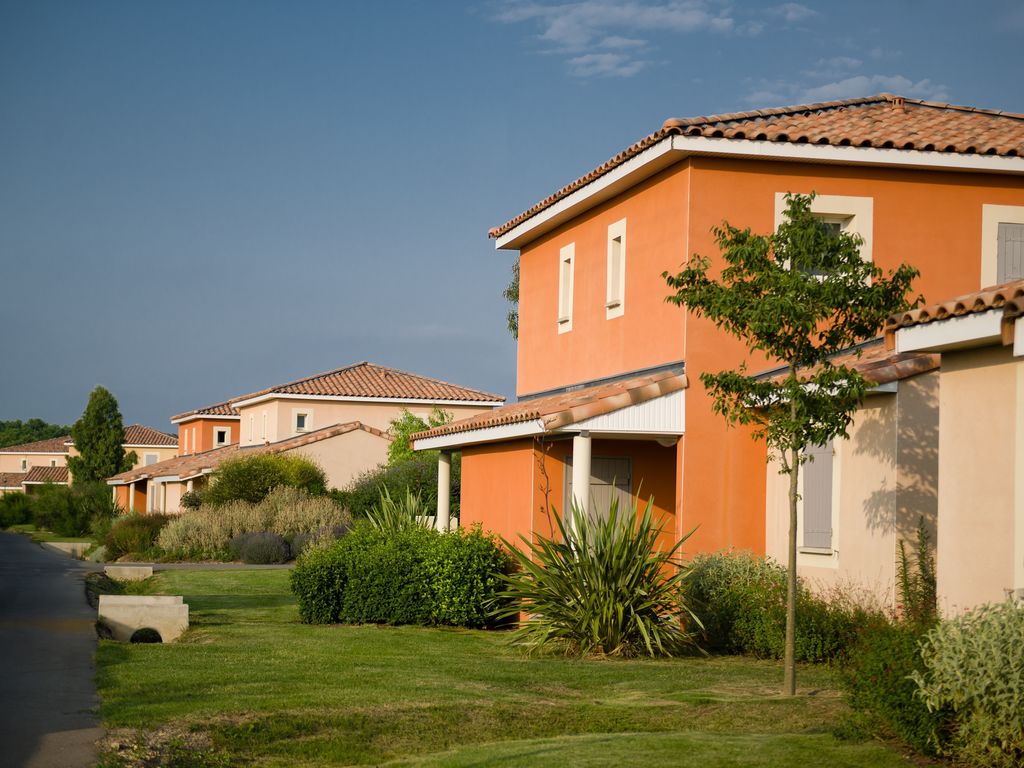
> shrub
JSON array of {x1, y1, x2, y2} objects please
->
[
  {"x1": 31, "y1": 483, "x2": 90, "y2": 537},
  {"x1": 0, "y1": 492, "x2": 33, "y2": 528},
  {"x1": 896, "y1": 518, "x2": 937, "y2": 626},
  {"x1": 261, "y1": 486, "x2": 349, "y2": 536},
  {"x1": 366, "y1": 487, "x2": 432, "y2": 532},
  {"x1": 290, "y1": 521, "x2": 512, "y2": 628},
  {"x1": 203, "y1": 454, "x2": 327, "y2": 507},
  {"x1": 228, "y1": 531, "x2": 290, "y2": 564},
  {"x1": 105, "y1": 514, "x2": 172, "y2": 560},
  {"x1": 685, "y1": 551, "x2": 869, "y2": 662},
  {"x1": 913, "y1": 600, "x2": 1024, "y2": 767},
  {"x1": 339, "y1": 454, "x2": 460, "y2": 520},
  {"x1": 179, "y1": 490, "x2": 202, "y2": 510},
  {"x1": 837, "y1": 618, "x2": 944, "y2": 753},
  {"x1": 497, "y1": 499, "x2": 698, "y2": 657}
]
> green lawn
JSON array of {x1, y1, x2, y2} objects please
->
[
  {"x1": 10, "y1": 523, "x2": 93, "y2": 543},
  {"x1": 95, "y1": 570, "x2": 920, "y2": 767}
]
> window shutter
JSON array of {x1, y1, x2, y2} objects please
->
[
  {"x1": 997, "y1": 223, "x2": 1024, "y2": 283},
  {"x1": 565, "y1": 456, "x2": 632, "y2": 518},
  {"x1": 802, "y1": 442, "x2": 833, "y2": 550}
]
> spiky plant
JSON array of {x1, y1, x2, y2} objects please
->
[
  {"x1": 366, "y1": 486, "x2": 433, "y2": 533},
  {"x1": 496, "y1": 497, "x2": 700, "y2": 657}
]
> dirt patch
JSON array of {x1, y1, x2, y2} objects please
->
[{"x1": 97, "y1": 726, "x2": 230, "y2": 768}]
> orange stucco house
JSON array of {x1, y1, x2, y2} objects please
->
[{"x1": 412, "y1": 94, "x2": 1024, "y2": 569}]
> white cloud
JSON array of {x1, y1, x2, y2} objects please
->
[
  {"x1": 801, "y1": 75, "x2": 949, "y2": 103},
  {"x1": 492, "y1": 1, "x2": 737, "y2": 77},
  {"x1": 766, "y1": 3, "x2": 816, "y2": 23}
]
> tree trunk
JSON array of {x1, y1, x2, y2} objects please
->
[{"x1": 784, "y1": 441, "x2": 799, "y2": 696}]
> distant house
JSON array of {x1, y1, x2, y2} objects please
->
[
  {"x1": 411, "y1": 93, "x2": 1024, "y2": 604},
  {"x1": 0, "y1": 425, "x2": 178, "y2": 494},
  {"x1": 886, "y1": 279, "x2": 1024, "y2": 611},
  {"x1": 110, "y1": 362, "x2": 504, "y2": 514}
]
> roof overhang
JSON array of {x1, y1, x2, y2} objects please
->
[
  {"x1": 231, "y1": 392, "x2": 505, "y2": 409},
  {"x1": 494, "y1": 135, "x2": 1024, "y2": 251},
  {"x1": 170, "y1": 414, "x2": 241, "y2": 424},
  {"x1": 895, "y1": 308, "x2": 1005, "y2": 353}
]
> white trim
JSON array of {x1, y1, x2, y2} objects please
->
[
  {"x1": 125, "y1": 443, "x2": 178, "y2": 449},
  {"x1": 213, "y1": 426, "x2": 231, "y2": 447},
  {"x1": 558, "y1": 389, "x2": 685, "y2": 435},
  {"x1": 895, "y1": 309, "x2": 1004, "y2": 353},
  {"x1": 292, "y1": 408, "x2": 312, "y2": 434},
  {"x1": 1015, "y1": 317, "x2": 1024, "y2": 358},
  {"x1": 412, "y1": 419, "x2": 545, "y2": 451},
  {"x1": 495, "y1": 134, "x2": 1024, "y2": 250},
  {"x1": 606, "y1": 219, "x2": 626, "y2": 320},
  {"x1": 170, "y1": 414, "x2": 241, "y2": 424},
  {"x1": 981, "y1": 204, "x2": 1024, "y2": 286},
  {"x1": 0, "y1": 451, "x2": 68, "y2": 456},
  {"x1": 557, "y1": 242, "x2": 575, "y2": 333},
  {"x1": 151, "y1": 475, "x2": 180, "y2": 483},
  {"x1": 231, "y1": 392, "x2": 504, "y2": 409}
]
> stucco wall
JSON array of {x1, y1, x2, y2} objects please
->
[
  {"x1": 0, "y1": 453, "x2": 66, "y2": 473},
  {"x1": 766, "y1": 373, "x2": 939, "y2": 606},
  {"x1": 286, "y1": 427, "x2": 390, "y2": 490},
  {"x1": 937, "y1": 346, "x2": 1020, "y2": 612},
  {"x1": 460, "y1": 439, "x2": 538, "y2": 544},
  {"x1": 177, "y1": 418, "x2": 240, "y2": 455}
]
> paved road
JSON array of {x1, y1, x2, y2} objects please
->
[{"x1": 0, "y1": 532, "x2": 102, "y2": 768}]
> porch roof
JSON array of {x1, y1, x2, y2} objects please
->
[{"x1": 411, "y1": 369, "x2": 688, "y2": 450}]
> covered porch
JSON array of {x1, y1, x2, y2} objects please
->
[{"x1": 411, "y1": 369, "x2": 687, "y2": 544}]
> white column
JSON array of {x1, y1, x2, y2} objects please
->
[
  {"x1": 129, "y1": 481, "x2": 136, "y2": 513},
  {"x1": 436, "y1": 451, "x2": 451, "y2": 532},
  {"x1": 161, "y1": 482, "x2": 168, "y2": 514},
  {"x1": 186, "y1": 479, "x2": 194, "y2": 494},
  {"x1": 571, "y1": 431, "x2": 592, "y2": 520}
]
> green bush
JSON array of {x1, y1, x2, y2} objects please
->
[
  {"x1": 0, "y1": 492, "x2": 33, "y2": 528},
  {"x1": 203, "y1": 454, "x2": 327, "y2": 507},
  {"x1": 228, "y1": 531, "x2": 290, "y2": 564},
  {"x1": 366, "y1": 487, "x2": 432, "y2": 532},
  {"x1": 338, "y1": 454, "x2": 460, "y2": 520},
  {"x1": 837, "y1": 618, "x2": 944, "y2": 753},
  {"x1": 105, "y1": 514, "x2": 172, "y2": 560},
  {"x1": 684, "y1": 551, "x2": 869, "y2": 662},
  {"x1": 31, "y1": 483, "x2": 89, "y2": 537},
  {"x1": 913, "y1": 600, "x2": 1024, "y2": 767},
  {"x1": 497, "y1": 499, "x2": 698, "y2": 657},
  {"x1": 290, "y1": 522, "x2": 512, "y2": 628}
]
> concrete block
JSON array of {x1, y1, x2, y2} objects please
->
[
  {"x1": 45, "y1": 541, "x2": 90, "y2": 558},
  {"x1": 97, "y1": 595, "x2": 189, "y2": 643},
  {"x1": 104, "y1": 565, "x2": 154, "y2": 581}
]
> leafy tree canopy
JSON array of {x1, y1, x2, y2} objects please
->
[
  {"x1": 0, "y1": 419, "x2": 71, "y2": 449},
  {"x1": 503, "y1": 259, "x2": 519, "y2": 340},
  {"x1": 66, "y1": 386, "x2": 135, "y2": 484},
  {"x1": 386, "y1": 407, "x2": 452, "y2": 466},
  {"x1": 203, "y1": 454, "x2": 327, "y2": 507},
  {"x1": 664, "y1": 192, "x2": 920, "y2": 695}
]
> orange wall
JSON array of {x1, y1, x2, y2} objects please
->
[
  {"x1": 176, "y1": 418, "x2": 240, "y2": 455},
  {"x1": 113, "y1": 483, "x2": 147, "y2": 513},
  {"x1": 516, "y1": 164, "x2": 691, "y2": 396},
  {"x1": 460, "y1": 439, "x2": 537, "y2": 545}
]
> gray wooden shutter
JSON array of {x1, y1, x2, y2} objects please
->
[
  {"x1": 802, "y1": 442, "x2": 833, "y2": 550},
  {"x1": 565, "y1": 456, "x2": 632, "y2": 519},
  {"x1": 997, "y1": 223, "x2": 1024, "y2": 283}
]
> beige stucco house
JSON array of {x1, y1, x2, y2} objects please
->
[
  {"x1": 886, "y1": 279, "x2": 1024, "y2": 612},
  {"x1": 763, "y1": 342, "x2": 940, "y2": 606}
]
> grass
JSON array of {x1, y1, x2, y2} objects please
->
[
  {"x1": 95, "y1": 569, "x2": 923, "y2": 767},
  {"x1": 9, "y1": 523, "x2": 93, "y2": 543}
]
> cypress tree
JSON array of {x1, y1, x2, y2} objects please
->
[{"x1": 67, "y1": 386, "x2": 135, "y2": 484}]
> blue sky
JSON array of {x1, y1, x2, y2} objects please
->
[{"x1": 2, "y1": 1, "x2": 1022, "y2": 428}]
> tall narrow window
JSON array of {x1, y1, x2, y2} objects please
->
[
  {"x1": 801, "y1": 441, "x2": 834, "y2": 551},
  {"x1": 20, "y1": 459, "x2": 27, "y2": 471},
  {"x1": 261, "y1": 412, "x2": 267, "y2": 441},
  {"x1": 557, "y1": 243, "x2": 574, "y2": 333},
  {"x1": 606, "y1": 219, "x2": 626, "y2": 319},
  {"x1": 998, "y1": 222, "x2": 1024, "y2": 282},
  {"x1": 249, "y1": 415, "x2": 255, "y2": 442}
]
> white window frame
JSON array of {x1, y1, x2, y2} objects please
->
[
  {"x1": 293, "y1": 409, "x2": 312, "y2": 434},
  {"x1": 982, "y1": 204, "x2": 1024, "y2": 286},
  {"x1": 606, "y1": 219, "x2": 626, "y2": 319},
  {"x1": 796, "y1": 441, "x2": 841, "y2": 570},
  {"x1": 20, "y1": 459, "x2": 28, "y2": 471},
  {"x1": 249, "y1": 415, "x2": 255, "y2": 443},
  {"x1": 144, "y1": 453, "x2": 160, "y2": 466},
  {"x1": 557, "y1": 242, "x2": 575, "y2": 333},
  {"x1": 774, "y1": 193, "x2": 874, "y2": 272},
  {"x1": 214, "y1": 427, "x2": 231, "y2": 447},
  {"x1": 261, "y1": 412, "x2": 267, "y2": 441},
  {"x1": 49, "y1": 459, "x2": 56, "y2": 467}
]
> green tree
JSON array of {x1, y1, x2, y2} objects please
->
[
  {"x1": 664, "y1": 192, "x2": 919, "y2": 695},
  {"x1": 386, "y1": 407, "x2": 452, "y2": 466},
  {"x1": 203, "y1": 454, "x2": 327, "y2": 507},
  {"x1": 0, "y1": 419, "x2": 71, "y2": 449},
  {"x1": 66, "y1": 386, "x2": 135, "y2": 484},
  {"x1": 503, "y1": 259, "x2": 519, "y2": 340}
]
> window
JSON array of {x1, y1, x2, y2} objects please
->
[
  {"x1": 249, "y1": 415, "x2": 255, "y2": 442},
  {"x1": 997, "y1": 222, "x2": 1024, "y2": 282},
  {"x1": 144, "y1": 453, "x2": 159, "y2": 466},
  {"x1": 261, "y1": 412, "x2": 267, "y2": 441},
  {"x1": 564, "y1": 456, "x2": 632, "y2": 517},
  {"x1": 183, "y1": 429, "x2": 189, "y2": 455},
  {"x1": 20, "y1": 459, "x2": 27, "y2": 471},
  {"x1": 295, "y1": 412, "x2": 309, "y2": 432},
  {"x1": 981, "y1": 205, "x2": 1024, "y2": 285},
  {"x1": 214, "y1": 427, "x2": 230, "y2": 447},
  {"x1": 606, "y1": 219, "x2": 626, "y2": 319},
  {"x1": 557, "y1": 243, "x2": 575, "y2": 333},
  {"x1": 774, "y1": 193, "x2": 873, "y2": 268},
  {"x1": 49, "y1": 459, "x2": 56, "y2": 467},
  {"x1": 800, "y1": 441, "x2": 834, "y2": 552}
]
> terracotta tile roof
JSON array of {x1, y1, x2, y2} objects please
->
[
  {"x1": 121, "y1": 424, "x2": 178, "y2": 447},
  {"x1": 0, "y1": 436, "x2": 71, "y2": 454},
  {"x1": 490, "y1": 94, "x2": 1024, "y2": 239},
  {"x1": 232, "y1": 362, "x2": 504, "y2": 405},
  {"x1": 757, "y1": 339, "x2": 939, "y2": 386},
  {"x1": 170, "y1": 399, "x2": 241, "y2": 422},
  {"x1": 109, "y1": 421, "x2": 390, "y2": 484},
  {"x1": 23, "y1": 465, "x2": 69, "y2": 485},
  {"x1": 412, "y1": 369, "x2": 688, "y2": 443},
  {"x1": 0, "y1": 472, "x2": 27, "y2": 488},
  {"x1": 884, "y1": 279, "x2": 1024, "y2": 345}
]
